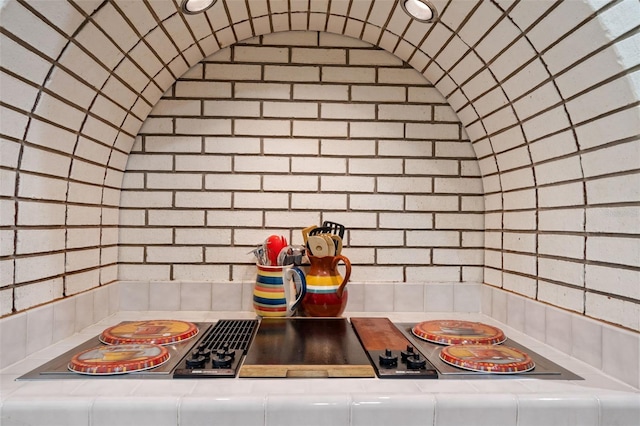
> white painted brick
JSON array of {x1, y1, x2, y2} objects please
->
[
  {"x1": 503, "y1": 188, "x2": 536, "y2": 210},
  {"x1": 349, "y1": 194, "x2": 403, "y2": 211},
  {"x1": 586, "y1": 293, "x2": 639, "y2": 331},
  {"x1": 351, "y1": 86, "x2": 405, "y2": 102},
  {"x1": 205, "y1": 137, "x2": 261, "y2": 154},
  {"x1": 65, "y1": 248, "x2": 100, "y2": 272},
  {"x1": 462, "y1": 195, "x2": 484, "y2": 214},
  {"x1": 406, "y1": 195, "x2": 459, "y2": 211},
  {"x1": 264, "y1": 101, "x2": 318, "y2": 118},
  {"x1": 485, "y1": 249, "x2": 502, "y2": 269},
  {"x1": 18, "y1": 174, "x2": 67, "y2": 201},
  {"x1": 139, "y1": 117, "x2": 173, "y2": 134},
  {"x1": 294, "y1": 84, "x2": 349, "y2": 100},
  {"x1": 349, "y1": 49, "x2": 402, "y2": 66},
  {"x1": 321, "y1": 176, "x2": 375, "y2": 192},
  {"x1": 587, "y1": 174, "x2": 640, "y2": 205},
  {"x1": 14, "y1": 278, "x2": 63, "y2": 311},
  {"x1": 234, "y1": 45, "x2": 289, "y2": 62},
  {"x1": 205, "y1": 174, "x2": 261, "y2": 190},
  {"x1": 575, "y1": 108, "x2": 640, "y2": 150},
  {"x1": 503, "y1": 232, "x2": 536, "y2": 253},
  {"x1": 118, "y1": 227, "x2": 173, "y2": 244},
  {"x1": 175, "y1": 155, "x2": 232, "y2": 172},
  {"x1": 378, "y1": 68, "x2": 428, "y2": 85},
  {"x1": 175, "y1": 192, "x2": 232, "y2": 208},
  {"x1": 264, "y1": 65, "x2": 319, "y2": 82},
  {"x1": 67, "y1": 205, "x2": 101, "y2": 226},
  {"x1": 148, "y1": 210, "x2": 205, "y2": 226},
  {"x1": 16, "y1": 229, "x2": 65, "y2": 254},
  {"x1": 204, "y1": 64, "x2": 261, "y2": 80},
  {"x1": 539, "y1": 208, "x2": 584, "y2": 232},
  {"x1": 406, "y1": 159, "x2": 459, "y2": 176},
  {"x1": 291, "y1": 193, "x2": 348, "y2": 210},
  {"x1": 292, "y1": 47, "x2": 346, "y2": 64},
  {"x1": 433, "y1": 249, "x2": 484, "y2": 265},
  {"x1": 539, "y1": 234, "x2": 584, "y2": 260},
  {"x1": 586, "y1": 264, "x2": 640, "y2": 300},
  {"x1": 67, "y1": 228, "x2": 100, "y2": 249},
  {"x1": 379, "y1": 213, "x2": 433, "y2": 229},
  {"x1": 263, "y1": 175, "x2": 318, "y2": 191},
  {"x1": 235, "y1": 119, "x2": 290, "y2": 136},
  {"x1": 378, "y1": 177, "x2": 432, "y2": 193},
  {"x1": 174, "y1": 265, "x2": 230, "y2": 281},
  {"x1": 234, "y1": 192, "x2": 289, "y2": 209},
  {"x1": 587, "y1": 206, "x2": 640, "y2": 234},
  {"x1": 293, "y1": 120, "x2": 348, "y2": 137},
  {"x1": 406, "y1": 266, "x2": 459, "y2": 282},
  {"x1": 378, "y1": 140, "x2": 432, "y2": 157},
  {"x1": 461, "y1": 160, "x2": 481, "y2": 177},
  {"x1": 350, "y1": 122, "x2": 404, "y2": 138},
  {"x1": 235, "y1": 82, "x2": 291, "y2": 99},
  {"x1": 502, "y1": 272, "x2": 537, "y2": 298},
  {"x1": 499, "y1": 167, "x2": 535, "y2": 191},
  {"x1": 147, "y1": 246, "x2": 203, "y2": 263},
  {"x1": 125, "y1": 154, "x2": 173, "y2": 171},
  {"x1": 18, "y1": 201, "x2": 66, "y2": 226},
  {"x1": 207, "y1": 210, "x2": 263, "y2": 227},
  {"x1": 406, "y1": 123, "x2": 460, "y2": 140},
  {"x1": 119, "y1": 246, "x2": 144, "y2": 263},
  {"x1": 350, "y1": 230, "x2": 404, "y2": 246},
  {"x1": 151, "y1": 99, "x2": 200, "y2": 116},
  {"x1": 144, "y1": 136, "x2": 202, "y2": 154},
  {"x1": 435, "y1": 141, "x2": 475, "y2": 158},
  {"x1": 587, "y1": 236, "x2": 640, "y2": 267},
  {"x1": 535, "y1": 156, "x2": 583, "y2": 185},
  {"x1": 349, "y1": 158, "x2": 403, "y2": 175},
  {"x1": 20, "y1": 146, "x2": 71, "y2": 178},
  {"x1": 503, "y1": 252, "x2": 537, "y2": 276},
  {"x1": 0, "y1": 169, "x2": 15, "y2": 197},
  {"x1": 322, "y1": 139, "x2": 376, "y2": 156},
  {"x1": 264, "y1": 138, "x2": 319, "y2": 155},
  {"x1": 291, "y1": 157, "x2": 346, "y2": 174},
  {"x1": 1, "y1": 259, "x2": 13, "y2": 286},
  {"x1": 435, "y1": 213, "x2": 485, "y2": 230},
  {"x1": 434, "y1": 177, "x2": 483, "y2": 194},
  {"x1": 120, "y1": 191, "x2": 172, "y2": 208},
  {"x1": 147, "y1": 173, "x2": 203, "y2": 189},
  {"x1": 234, "y1": 155, "x2": 289, "y2": 173},
  {"x1": 462, "y1": 231, "x2": 484, "y2": 247},
  {"x1": 538, "y1": 280, "x2": 584, "y2": 313},
  {"x1": 14, "y1": 253, "x2": 64, "y2": 284},
  {"x1": 265, "y1": 211, "x2": 326, "y2": 228},
  {"x1": 377, "y1": 248, "x2": 431, "y2": 265},
  {"x1": 408, "y1": 87, "x2": 447, "y2": 104},
  {"x1": 378, "y1": 104, "x2": 431, "y2": 121},
  {"x1": 204, "y1": 100, "x2": 260, "y2": 117},
  {"x1": 320, "y1": 103, "x2": 375, "y2": 120},
  {"x1": 118, "y1": 264, "x2": 170, "y2": 281},
  {"x1": 582, "y1": 141, "x2": 640, "y2": 178},
  {"x1": 539, "y1": 182, "x2": 585, "y2": 208},
  {"x1": 407, "y1": 230, "x2": 459, "y2": 247},
  {"x1": 321, "y1": 66, "x2": 375, "y2": 83},
  {"x1": 522, "y1": 106, "x2": 572, "y2": 142},
  {"x1": 122, "y1": 173, "x2": 144, "y2": 189},
  {"x1": 175, "y1": 118, "x2": 232, "y2": 135},
  {"x1": 503, "y1": 211, "x2": 536, "y2": 230},
  {"x1": 539, "y1": 257, "x2": 584, "y2": 287}
]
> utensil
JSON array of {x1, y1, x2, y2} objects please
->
[
  {"x1": 307, "y1": 235, "x2": 333, "y2": 257},
  {"x1": 322, "y1": 220, "x2": 345, "y2": 239},
  {"x1": 301, "y1": 225, "x2": 317, "y2": 244},
  {"x1": 265, "y1": 235, "x2": 288, "y2": 266}
]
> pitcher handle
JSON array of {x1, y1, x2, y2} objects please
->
[
  {"x1": 285, "y1": 266, "x2": 307, "y2": 313},
  {"x1": 332, "y1": 255, "x2": 351, "y2": 298}
]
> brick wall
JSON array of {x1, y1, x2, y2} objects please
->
[{"x1": 120, "y1": 32, "x2": 484, "y2": 284}]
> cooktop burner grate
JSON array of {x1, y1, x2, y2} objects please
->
[
  {"x1": 197, "y1": 319, "x2": 257, "y2": 352},
  {"x1": 172, "y1": 319, "x2": 258, "y2": 378}
]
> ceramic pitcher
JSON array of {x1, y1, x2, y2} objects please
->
[
  {"x1": 300, "y1": 255, "x2": 351, "y2": 317},
  {"x1": 253, "y1": 264, "x2": 306, "y2": 317}
]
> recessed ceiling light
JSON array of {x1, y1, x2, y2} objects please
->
[
  {"x1": 180, "y1": 0, "x2": 217, "y2": 15},
  {"x1": 401, "y1": 0, "x2": 438, "y2": 23}
]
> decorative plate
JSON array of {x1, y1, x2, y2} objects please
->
[
  {"x1": 68, "y1": 344, "x2": 170, "y2": 375},
  {"x1": 99, "y1": 320, "x2": 198, "y2": 346},
  {"x1": 412, "y1": 320, "x2": 506, "y2": 345},
  {"x1": 440, "y1": 344, "x2": 535, "y2": 374}
]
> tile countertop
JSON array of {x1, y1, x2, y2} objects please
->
[{"x1": 1, "y1": 311, "x2": 638, "y2": 426}]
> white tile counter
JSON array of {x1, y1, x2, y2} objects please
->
[{"x1": 1, "y1": 310, "x2": 638, "y2": 426}]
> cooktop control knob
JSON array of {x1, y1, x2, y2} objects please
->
[
  {"x1": 185, "y1": 354, "x2": 206, "y2": 368},
  {"x1": 378, "y1": 349, "x2": 398, "y2": 367},
  {"x1": 401, "y1": 345, "x2": 415, "y2": 362},
  {"x1": 197, "y1": 348, "x2": 211, "y2": 359},
  {"x1": 406, "y1": 353, "x2": 427, "y2": 370},
  {"x1": 216, "y1": 344, "x2": 235, "y2": 359},
  {"x1": 212, "y1": 352, "x2": 233, "y2": 368}
]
